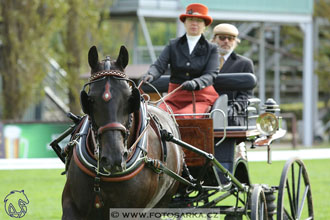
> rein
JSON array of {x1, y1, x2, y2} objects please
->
[
  {"x1": 139, "y1": 81, "x2": 182, "y2": 126},
  {"x1": 138, "y1": 81, "x2": 183, "y2": 105}
]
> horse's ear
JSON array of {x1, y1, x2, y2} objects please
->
[
  {"x1": 129, "y1": 87, "x2": 140, "y2": 113},
  {"x1": 116, "y1": 46, "x2": 129, "y2": 70},
  {"x1": 88, "y1": 46, "x2": 99, "y2": 70},
  {"x1": 80, "y1": 90, "x2": 90, "y2": 115}
]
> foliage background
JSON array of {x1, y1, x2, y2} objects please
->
[{"x1": 0, "y1": 1, "x2": 329, "y2": 123}]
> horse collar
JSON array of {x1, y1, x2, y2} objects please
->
[{"x1": 73, "y1": 102, "x2": 148, "y2": 180}]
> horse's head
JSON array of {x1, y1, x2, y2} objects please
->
[{"x1": 80, "y1": 45, "x2": 140, "y2": 173}]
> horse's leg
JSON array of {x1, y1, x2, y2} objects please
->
[
  {"x1": 62, "y1": 181, "x2": 84, "y2": 220},
  {"x1": 153, "y1": 145, "x2": 183, "y2": 208},
  {"x1": 148, "y1": 107, "x2": 184, "y2": 208},
  {"x1": 62, "y1": 159, "x2": 94, "y2": 220}
]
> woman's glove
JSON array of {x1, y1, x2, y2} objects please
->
[
  {"x1": 141, "y1": 74, "x2": 154, "y2": 83},
  {"x1": 181, "y1": 80, "x2": 198, "y2": 91}
]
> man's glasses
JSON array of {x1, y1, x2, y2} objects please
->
[{"x1": 217, "y1": 35, "x2": 235, "y2": 42}]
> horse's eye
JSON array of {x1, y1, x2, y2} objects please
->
[{"x1": 88, "y1": 97, "x2": 95, "y2": 103}]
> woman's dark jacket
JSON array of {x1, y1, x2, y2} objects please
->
[{"x1": 147, "y1": 34, "x2": 219, "y2": 90}]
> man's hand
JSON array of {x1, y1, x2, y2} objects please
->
[
  {"x1": 181, "y1": 80, "x2": 198, "y2": 91},
  {"x1": 141, "y1": 74, "x2": 154, "y2": 83}
]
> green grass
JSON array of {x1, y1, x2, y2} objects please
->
[
  {"x1": 0, "y1": 159, "x2": 329, "y2": 219},
  {"x1": 249, "y1": 159, "x2": 330, "y2": 220},
  {"x1": 0, "y1": 169, "x2": 65, "y2": 220}
]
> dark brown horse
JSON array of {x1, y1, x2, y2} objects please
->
[{"x1": 61, "y1": 46, "x2": 184, "y2": 220}]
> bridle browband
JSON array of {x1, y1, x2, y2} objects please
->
[{"x1": 89, "y1": 70, "x2": 127, "y2": 82}]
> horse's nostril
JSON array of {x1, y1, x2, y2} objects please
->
[{"x1": 100, "y1": 157, "x2": 109, "y2": 165}]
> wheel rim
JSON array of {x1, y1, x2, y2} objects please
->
[
  {"x1": 251, "y1": 185, "x2": 268, "y2": 220},
  {"x1": 277, "y1": 157, "x2": 314, "y2": 220}
]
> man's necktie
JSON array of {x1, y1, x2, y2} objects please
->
[{"x1": 220, "y1": 56, "x2": 225, "y2": 70}]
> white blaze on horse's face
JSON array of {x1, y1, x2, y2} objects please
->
[{"x1": 102, "y1": 81, "x2": 112, "y2": 102}]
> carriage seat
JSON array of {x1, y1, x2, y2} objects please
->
[{"x1": 211, "y1": 73, "x2": 257, "y2": 129}]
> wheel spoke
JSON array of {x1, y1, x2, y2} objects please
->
[
  {"x1": 297, "y1": 185, "x2": 309, "y2": 219},
  {"x1": 296, "y1": 165, "x2": 302, "y2": 214},
  {"x1": 277, "y1": 158, "x2": 313, "y2": 220},
  {"x1": 286, "y1": 179, "x2": 296, "y2": 218},
  {"x1": 291, "y1": 164, "x2": 296, "y2": 215},
  {"x1": 284, "y1": 208, "x2": 294, "y2": 220}
]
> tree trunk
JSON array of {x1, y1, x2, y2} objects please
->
[{"x1": 66, "y1": 0, "x2": 82, "y2": 115}]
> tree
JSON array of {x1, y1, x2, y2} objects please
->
[
  {"x1": 52, "y1": 0, "x2": 109, "y2": 115},
  {"x1": 0, "y1": 0, "x2": 66, "y2": 120},
  {"x1": 315, "y1": 0, "x2": 330, "y2": 116}
]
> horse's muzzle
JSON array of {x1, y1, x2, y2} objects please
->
[{"x1": 100, "y1": 150, "x2": 127, "y2": 174}]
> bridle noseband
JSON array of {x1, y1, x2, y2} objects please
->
[{"x1": 97, "y1": 122, "x2": 127, "y2": 138}]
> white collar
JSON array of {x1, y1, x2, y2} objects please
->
[{"x1": 186, "y1": 34, "x2": 201, "y2": 54}]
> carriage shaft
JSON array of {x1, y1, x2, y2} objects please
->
[
  {"x1": 50, "y1": 125, "x2": 75, "y2": 163},
  {"x1": 162, "y1": 130, "x2": 245, "y2": 191},
  {"x1": 146, "y1": 158, "x2": 196, "y2": 187}
]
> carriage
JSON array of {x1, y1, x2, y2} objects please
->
[{"x1": 51, "y1": 46, "x2": 313, "y2": 220}]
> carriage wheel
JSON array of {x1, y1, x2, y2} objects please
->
[
  {"x1": 277, "y1": 157, "x2": 313, "y2": 220},
  {"x1": 250, "y1": 185, "x2": 268, "y2": 220}
]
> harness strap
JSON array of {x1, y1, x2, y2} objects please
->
[
  {"x1": 93, "y1": 176, "x2": 104, "y2": 209},
  {"x1": 149, "y1": 114, "x2": 167, "y2": 162}
]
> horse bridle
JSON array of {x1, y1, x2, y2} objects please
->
[{"x1": 82, "y1": 67, "x2": 135, "y2": 142}]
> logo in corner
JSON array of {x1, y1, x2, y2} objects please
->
[{"x1": 4, "y1": 190, "x2": 29, "y2": 218}]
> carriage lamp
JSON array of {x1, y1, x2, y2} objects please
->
[
  {"x1": 262, "y1": 98, "x2": 280, "y2": 114},
  {"x1": 256, "y1": 112, "x2": 279, "y2": 136}
]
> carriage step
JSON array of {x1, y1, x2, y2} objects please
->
[{"x1": 219, "y1": 206, "x2": 245, "y2": 215}]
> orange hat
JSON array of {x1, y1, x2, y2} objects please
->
[{"x1": 179, "y1": 3, "x2": 212, "y2": 26}]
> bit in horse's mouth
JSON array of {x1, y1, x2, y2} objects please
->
[
  {"x1": 102, "y1": 163, "x2": 127, "y2": 174},
  {"x1": 102, "y1": 168, "x2": 111, "y2": 175}
]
